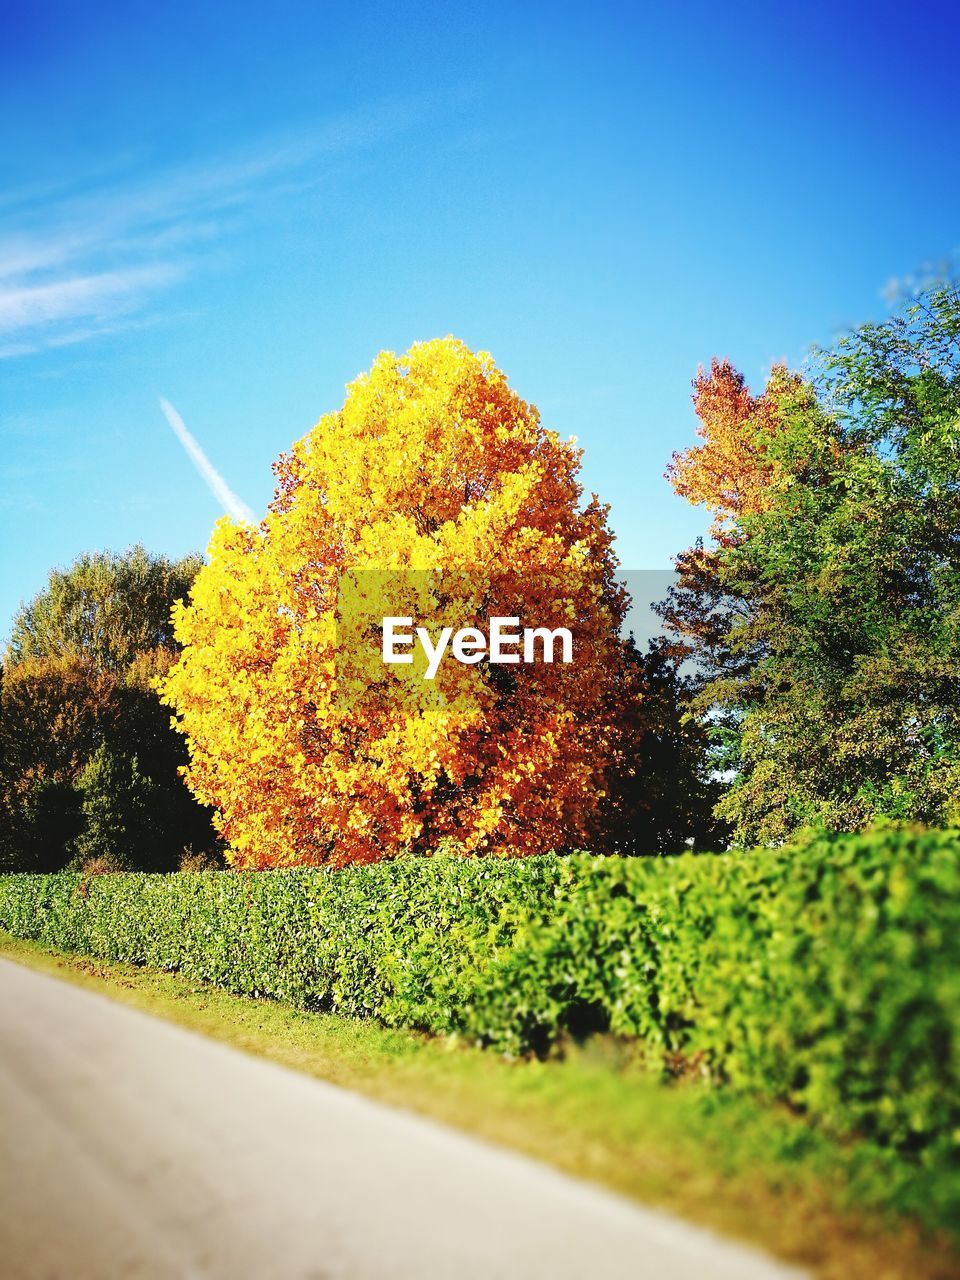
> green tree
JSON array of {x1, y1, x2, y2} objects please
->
[
  {"x1": 1, "y1": 547, "x2": 218, "y2": 871},
  {"x1": 665, "y1": 282, "x2": 960, "y2": 843},
  {"x1": 0, "y1": 777, "x2": 83, "y2": 874},
  {"x1": 8, "y1": 545, "x2": 202, "y2": 672},
  {"x1": 70, "y1": 745, "x2": 161, "y2": 872}
]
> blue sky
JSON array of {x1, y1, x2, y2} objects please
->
[{"x1": 2, "y1": 0, "x2": 958, "y2": 638}]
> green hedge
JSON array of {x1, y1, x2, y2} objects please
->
[{"x1": 1, "y1": 828, "x2": 958, "y2": 1215}]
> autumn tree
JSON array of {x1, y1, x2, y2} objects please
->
[
  {"x1": 669, "y1": 358, "x2": 788, "y2": 542},
  {"x1": 665, "y1": 283, "x2": 960, "y2": 843},
  {"x1": 1, "y1": 547, "x2": 218, "y2": 871},
  {"x1": 163, "y1": 338, "x2": 633, "y2": 868}
]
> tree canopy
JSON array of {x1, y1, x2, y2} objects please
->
[
  {"x1": 8, "y1": 545, "x2": 202, "y2": 674},
  {"x1": 1, "y1": 546, "x2": 217, "y2": 871},
  {"x1": 163, "y1": 338, "x2": 636, "y2": 867},
  {"x1": 665, "y1": 283, "x2": 960, "y2": 843}
]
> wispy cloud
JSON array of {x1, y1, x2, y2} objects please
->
[
  {"x1": 0, "y1": 265, "x2": 181, "y2": 333},
  {"x1": 159, "y1": 397, "x2": 256, "y2": 524},
  {"x1": 0, "y1": 100, "x2": 429, "y2": 359}
]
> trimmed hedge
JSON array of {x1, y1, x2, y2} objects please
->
[{"x1": 1, "y1": 828, "x2": 958, "y2": 1206}]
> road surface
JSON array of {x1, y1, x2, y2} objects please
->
[{"x1": 0, "y1": 958, "x2": 807, "y2": 1279}]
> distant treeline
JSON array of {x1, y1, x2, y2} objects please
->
[{"x1": 2, "y1": 283, "x2": 959, "y2": 871}]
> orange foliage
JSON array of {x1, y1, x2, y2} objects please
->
[
  {"x1": 1, "y1": 656, "x2": 120, "y2": 792},
  {"x1": 668, "y1": 358, "x2": 788, "y2": 543},
  {"x1": 162, "y1": 338, "x2": 629, "y2": 868}
]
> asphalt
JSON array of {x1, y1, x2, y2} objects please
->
[{"x1": 0, "y1": 957, "x2": 808, "y2": 1279}]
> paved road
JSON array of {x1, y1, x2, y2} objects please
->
[{"x1": 0, "y1": 958, "x2": 806, "y2": 1279}]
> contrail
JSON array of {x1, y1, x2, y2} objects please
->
[{"x1": 159, "y1": 396, "x2": 256, "y2": 524}]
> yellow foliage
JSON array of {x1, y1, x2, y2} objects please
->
[{"x1": 162, "y1": 338, "x2": 628, "y2": 867}]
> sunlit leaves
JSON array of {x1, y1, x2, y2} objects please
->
[{"x1": 163, "y1": 338, "x2": 629, "y2": 867}]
